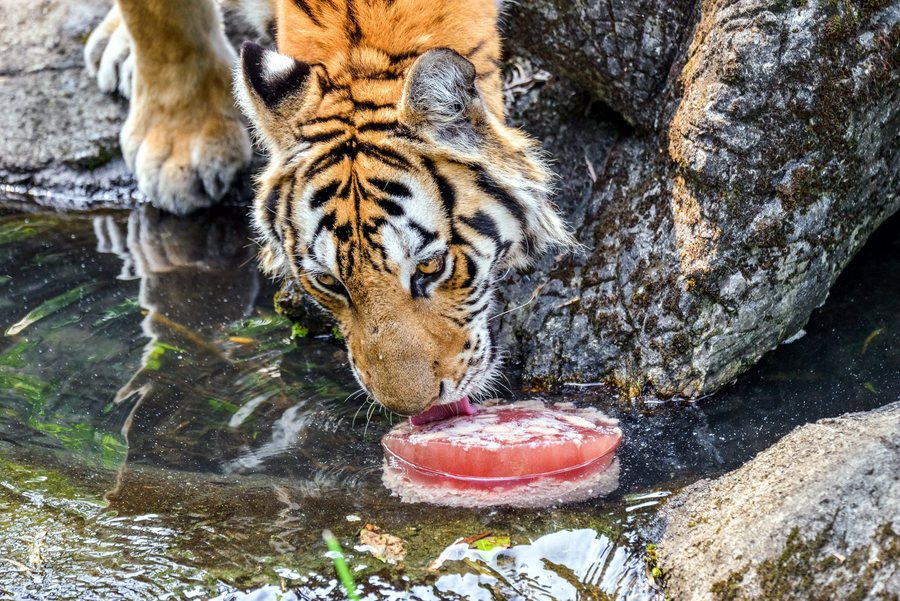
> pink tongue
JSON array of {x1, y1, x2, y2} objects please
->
[{"x1": 410, "y1": 396, "x2": 477, "y2": 426}]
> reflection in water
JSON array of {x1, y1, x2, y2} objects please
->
[
  {"x1": 1, "y1": 205, "x2": 898, "y2": 600},
  {"x1": 98, "y1": 207, "x2": 260, "y2": 476},
  {"x1": 428, "y1": 529, "x2": 647, "y2": 600}
]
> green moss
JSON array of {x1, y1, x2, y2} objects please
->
[
  {"x1": 81, "y1": 146, "x2": 118, "y2": 170},
  {"x1": 757, "y1": 526, "x2": 832, "y2": 597},
  {"x1": 645, "y1": 543, "x2": 668, "y2": 590},
  {"x1": 711, "y1": 563, "x2": 750, "y2": 601}
]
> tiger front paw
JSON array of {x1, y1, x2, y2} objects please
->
[
  {"x1": 84, "y1": 4, "x2": 134, "y2": 98},
  {"x1": 121, "y1": 51, "x2": 252, "y2": 215}
]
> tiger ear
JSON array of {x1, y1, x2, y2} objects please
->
[
  {"x1": 399, "y1": 48, "x2": 491, "y2": 157},
  {"x1": 236, "y1": 42, "x2": 319, "y2": 150}
]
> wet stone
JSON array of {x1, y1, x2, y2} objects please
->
[{"x1": 655, "y1": 401, "x2": 900, "y2": 601}]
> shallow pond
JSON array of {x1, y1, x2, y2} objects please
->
[{"x1": 1, "y1": 202, "x2": 897, "y2": 600}]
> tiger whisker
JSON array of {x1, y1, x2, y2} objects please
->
[{"x1": 488, "y1": 282, "x2": 546, "y2": 323}]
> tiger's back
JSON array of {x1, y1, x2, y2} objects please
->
[{"x1": 276, "y1": 0, "x2": 504, "y2": 117}]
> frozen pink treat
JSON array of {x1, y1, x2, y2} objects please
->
[{"x1": 382, "y1": 400, "x2": 623, "y2": 507}]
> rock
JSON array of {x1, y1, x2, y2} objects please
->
[
  {"x1": 495, "y1": 0, "x2": 900, "y2": 396},
  {"x1": 653, "y1": 401, "x2": 900, "y2": 600},
  {"x1": 503, "y1": 0, "x2": 695, "y2": 128},
  {"x1": 0, "y1": 0, "x2": 136, "y2": 209}
]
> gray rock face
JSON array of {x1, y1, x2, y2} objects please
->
[
  {"x1": 504, "y1": 0, "x2": 695, "y2": 128},
  {"x1": 654, "y1": 401, "x2": 900, "y2": 600},
  {"x1": 496, "y1": 0, "x2": 900, "y2": 397},
  {"x1": 2, "y1": 0, "x2": 898, "y2": 399},
  {"x1": 0, "y1": 0, "x2": 136, "y2": 209}
]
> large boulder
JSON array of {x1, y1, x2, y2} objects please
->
[
  {"x1": 503, "y1": 0, "x2": 695, "y2": 128},
  {"x1": 654, "y1": 401, "x2": 900, "y2": 600},
  {"x1": 496, "y1": 0, "x2": 900, "y2": 396}
]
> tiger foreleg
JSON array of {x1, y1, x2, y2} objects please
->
[
  {"x1": 106, "y1": 0, "x2": 251, "y2": 215},
  {"x1": 84, "y1": 3, "x2": 134, "y2": 98}
]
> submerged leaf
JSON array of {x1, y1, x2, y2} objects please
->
[
  {"x1": 0, "y1": 220, "x2": 53, "y2": 245},
  {"x1": 93, "y1": 297, "x2": 140, "y2": 327},
  {"x1": 357, "y1": 524, "x2": 407, "y2": 563},
  {"x1": 861, "y1": 328, "x2": 883, "y2": 354},
  {"x1": 5, "y1": 284, "x2": 97, "y2": 336},
  {"x1": 473, "y1": 535, "x2": 511, "y2": 552}
]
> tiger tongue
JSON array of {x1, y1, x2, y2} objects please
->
[{"x1": 410, "y1": 396, "x2": 477, "y2": 426}]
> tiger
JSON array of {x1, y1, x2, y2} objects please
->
[{"x1": 84, "y1": 0, "x2": 575, "y2": 417}]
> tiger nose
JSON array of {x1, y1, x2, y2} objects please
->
[{"x1": 361, "y1": 350, "x2": 442, "y2": 415}]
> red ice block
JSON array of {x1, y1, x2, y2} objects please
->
[{"x1": 382, "y1": 400, "x2": 623, "y2": 507}]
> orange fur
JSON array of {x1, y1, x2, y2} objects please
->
[{"x1": 233, "y1": 0, "x2": 573, "y2": 415}]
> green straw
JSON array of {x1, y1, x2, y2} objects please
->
[{"x1": 322, "y1": 529, "x2": 360, "y2": 600}]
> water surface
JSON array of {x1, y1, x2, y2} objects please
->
[{"x1": 1, "y1": 203, "x2": 897, "y2": 600}]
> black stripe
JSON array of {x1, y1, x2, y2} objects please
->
[
  {"x1": 313, "y1": 210, "x2": 336, "y2": 239},
  {"x1": 448, "y1": 315, "x2": 468, "y2": 327},
  {"x1": 450, "y1": 227, "x2": 470, "y2": 248},
  {"x1": 363, "y1": 217, "x2": 386, "y2": 232},
  {"x1": 323, "y1": 82, "x2": 352, "y2": 94},
  {"x1": 291, "y1": 0, "x2": 322, "y2": 27},
  {"x1": 360, "y1": 72, "x2": 404, "y2": 81},
  {"x1": 422, "y1": 157, "x2": 455, "y2": 218},
  {"x1": 336, "y1": 175, "x2": 352, "y2": 198},
  {"x1": 305, "y1": 114, "x2": 352, "y2": 126},
  {"x1": 305, "y1": 152, "x2": 345, "y2": 179},
  {"x1": 368, "y1": 178, "x2": 412, "y2": 198},
  {"x1": 353, "y1": 100, "x2": 395, "y2": 111},
  {"x1": 460, "y1": 253, "x2": 478, "y2": 289},
  {"x1": 476, "y1": 67, "x2": 498, "y2": 80},
  {"x1": 460, "y1": 211, "x2": 501, "y2": 241},
  {"x1": 462, "y1": 285, "x2": 489, "y2": 307},
  {"x1": 310, "y1": 180, "x2": 340, "y2": 209},
  {"x1": 362, "y1": 218, "x2": 386, "y2": 244},
  {"x1": 407, "y1": 221, "x2": 438, "y2": 248},
  {"x1": 305, "y1": 140, "x2": 357, "y2": 178},
  {"x1": 263, "y1": 187, "x2": 282, "y2": 240},
  {"x1": 303, "y1": 129, "x2": 347, "y2": 144},
  {"x1": 376, "y1": 198, "x2": 404, "y2": 217},
  {"x1": 357, "y1": 142, "x2": 411, "y2": 169},
  {"x1": 345, "y1": 244, "x2": 357, "y2": 279},
  {"x1": 334, "y1": 223, "x2": 353, "y2": 242},
  {"x1": 465, "y1": 40, "x2": 486, "y2": 58},
  {"x1": 357, "y1": 120, "x2": 400, "y2": 133},
  {"x1": 393, "y1": 125, "x2": 423, "y2": 143},
  {"x1": 345, "y1": 0, "x2": 362, "y2": 44},
  {"x1": 385, "y1": 50, "x2": 420, "y2": 64},
  {"x1": 473, "y1": 169, "x2": 525, "y2": 224}
]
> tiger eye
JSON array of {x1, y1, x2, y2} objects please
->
[
  {"x1": 317, "y1": 274, "x2": 339, "y2": 287},
  {"x1": 417, "y1": 254, "x2": 444, "y2": 276}
]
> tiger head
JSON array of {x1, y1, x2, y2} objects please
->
[{"x1": 236, "y1": 42, "x2": 574, "y2": 417}]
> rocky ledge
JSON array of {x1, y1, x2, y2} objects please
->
[{"x1": 654, "y1": 401, "x2": 900, "y2": 600}]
